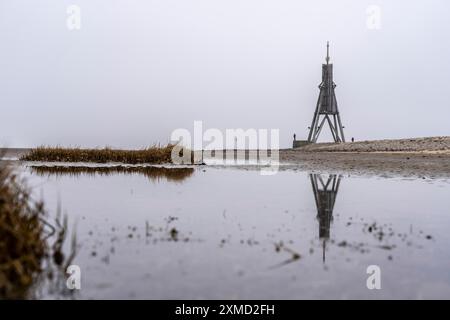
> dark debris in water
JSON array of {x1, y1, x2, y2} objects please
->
[
  {"x1": 329, "y1": 217, "x2": 435, "y2": 261},
  {"x1": 270, "y1": 241, "x2": 301, "y2": 269},
  {"x1": 84, "y1": 217, "x2": 203, "y2": 266},
  {"x1": 144, "y1": 218, "x2": 198, "y2": 243}
]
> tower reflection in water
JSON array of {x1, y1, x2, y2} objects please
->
[{"x1": 310, "y1": 173, "x2": 342, "y2": 263}]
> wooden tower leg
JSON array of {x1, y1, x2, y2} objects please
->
[
  {"x1": 336, "y1": 113, "x2": 345, "y2": 142},
  {"x1": 313, "y1": 116, "x2": 327, "y2": 143},
  {"x1": 332, "y1": 115, "x2": 340, "y2": 142},
  {"x1": 307, "y1": 112, "x2": 319, "y2": 143},
  {"x1": 326, "y1": 115, "x2": 337, "y2": 142},
  {"x1": 307, "y1": 97, "x2": 321, "y2": 143}
]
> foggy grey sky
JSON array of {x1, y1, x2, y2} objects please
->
[{"x1": 1, "y1": 0, "x2": 449, "y2": 148}]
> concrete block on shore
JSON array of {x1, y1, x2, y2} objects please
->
[{"x1": 293, "y1": 140, "x2": 311, "y2": 148}]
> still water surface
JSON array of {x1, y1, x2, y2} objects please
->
[{"x1": 20, "y1": 164, "x2": 450, "y2": 299}]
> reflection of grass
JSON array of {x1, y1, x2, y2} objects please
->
[
  {"x1": 30, "y1": 165, "x2": 194, "y2": 182},
  {"x1": 21, "y1": 145, "x2": 176, "y2": 164},
  {"x1": 0, "y1": 161, "x2": 76, "y2": 299}
]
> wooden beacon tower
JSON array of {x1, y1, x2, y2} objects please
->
[{"x1": 307, "y1": 42, "x2": 345, "y2": 143}]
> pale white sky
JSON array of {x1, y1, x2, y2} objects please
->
[{"x1": 1, "y1": 0, "x2": 449, "y2": 148}]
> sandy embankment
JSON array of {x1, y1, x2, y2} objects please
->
[
  {"x1": 297, "y1": 136, "x2": 450, "y2": 153},
  {"x1": 280, "y1": 136, "x2": 450, "y2": 178}
]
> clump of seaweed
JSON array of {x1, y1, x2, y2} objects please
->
[
  {"x1": 0, "y1": 161, "x2": 76, "y2": 299},
  {"x1": 21, "y1": 145, "x2": 178, "y2": 164},
  {"x1": 29, "y1": 165, "x2": 194, "y2": 183}
]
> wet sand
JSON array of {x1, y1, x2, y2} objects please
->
[
  {"x1": 279, "y1": 151, "x2": 450, "y2": 179},
  {"x1": 280, "y1": 136, "x2": 450, "y2": 178}
]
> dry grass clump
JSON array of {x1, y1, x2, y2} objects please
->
[
  {"x1": 21, "y1": 145, "x2": 177, "y2": 164},
  {"x1": 30, "y1": 165, "x2": 194, "y2": 182},
  {"x1": 0, "y1": 162, "x2": 75, "y2": 299},
  {"x1": 0, "y1": 164, "x2": 47, "y2": 298}
]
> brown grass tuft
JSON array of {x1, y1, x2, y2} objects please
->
[
  {"x1": 0, "y1": 164, "x2": 47, "y2": 298},
  {"x1": 0, "y1": 161, "x2": 76, "y2": 299},
  {"x1": 20, "y1": 145, "x2": 176, "y2": 164}
]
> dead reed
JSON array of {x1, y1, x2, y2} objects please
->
[
  {"x1": 21, "y1": 145, "x2": 177, "y2": 164},
  {"x1": 0, "y1": 161, "x2": 76, "y2": 299},
  {"x1": 0, "y1": 164, "x2": 46, "y2": 298}
]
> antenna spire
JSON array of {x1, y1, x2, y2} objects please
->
[{"x1": 326, "y1": 41, "x2": 330, "y2": 65}]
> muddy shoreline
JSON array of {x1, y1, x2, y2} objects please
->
[
  {"x1": 279, "y1": 136, "x2": 450, "y2": 178},
  {"x1": 278, "y1": 150, "x2": 450, "y2": 179},
  {"x1": 2, "y1": 138, "x2": 450, "y2": 179}
]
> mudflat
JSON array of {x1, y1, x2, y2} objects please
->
[
  {"x1": 280, "y1": 150, "x2": 450, "y2": 178},
  {"x1": 2, "y1": 136, "x2": 450, "y2": 178},
  {"x1": 280, "y1": 136, "x2": 450, "y2": 178}
]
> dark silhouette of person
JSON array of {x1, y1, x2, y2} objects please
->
[
  {"x1": 293, "y1": 133, "x2": 296, "y2": 141},
  {"x1": 351, "y1": 137, "x2": 354, "y2": 143}
]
